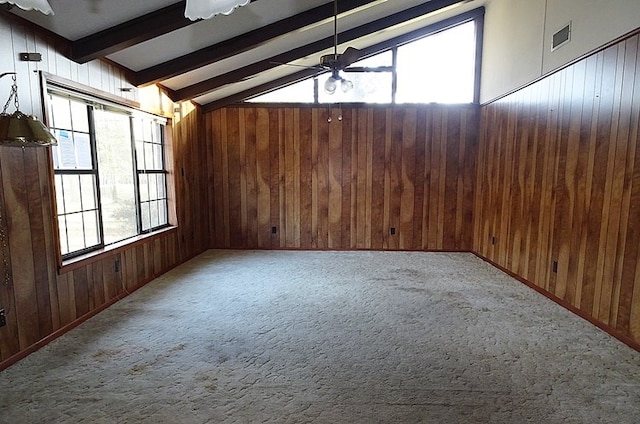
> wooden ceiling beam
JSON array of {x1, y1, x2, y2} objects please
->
[
  {"x1": 72, "y1": 0, "x2": 260, "y2": 64},
  {"x1": 133, "y1": 0, "x2": 380, "y2": 87},
  {"x1": 174, "y1": 0, "x2": 469, "y2": 102},
  {"x1": 72, "y1": 2, "x2": 190, "y2": 63}
]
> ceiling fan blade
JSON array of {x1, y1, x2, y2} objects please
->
[
  {"x1": 270, "y1": 61, "x2": 325, "y2": 70},
  {"x1": 338, "y1": 47, "x2": 362, "y2": 68}
]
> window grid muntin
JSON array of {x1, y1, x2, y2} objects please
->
[
  {"x1": 134, "y1": 117, "x2": 169, "y2": 233},
  {"x1": 49, "y1": 90, "x2": 168, "y2": 259},
  {"x1": 50, "y1": 94, "x2": 103, "y2": 257}
]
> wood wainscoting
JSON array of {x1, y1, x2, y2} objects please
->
[
  {"x1": 474, "y1": 31, "x2": 640, "y2": 344},
  {"x1": 204, "y1": 105, "x2": 478, "y2": 251},
  {"x1": 0, "y1": 103, "x2": 208, "y2": 367},
  {"x1": 0, "y1": 11, "x2": 209, "y2": 366}
]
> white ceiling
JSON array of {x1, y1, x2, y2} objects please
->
[{"x1": 6, "y1": 0, "x2": 484, "y2": 109}]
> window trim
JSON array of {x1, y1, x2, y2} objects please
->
[{"x1": 40, "y1": 72, "x2": 175, "y2": 272}]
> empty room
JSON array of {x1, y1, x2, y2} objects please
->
[{"x1": 1, "y1": 0, "x2": 640, "y2": 422}]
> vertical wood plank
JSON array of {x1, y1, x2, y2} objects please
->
[
  {"x1": 474, "y1": 32, "x2": 640, "y2": 347},
  {"x1": 328, "y1": 110, "x2": 343, "y2": 248}
]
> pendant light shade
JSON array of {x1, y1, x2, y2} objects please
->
[
  {"x1": 0, "y1": 72, "x2": 57, "y2": 147},
  {"x1": 184, "y1": 0, "x2": 250, "y2": 20},
  {"x1": 0, "y1": 111, "x2": 57, "y2": 147},
  {"x1": 0, "y1": 0, "x2": 54, "y2": 15}
]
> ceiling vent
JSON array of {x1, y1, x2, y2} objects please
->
[{"x1": 552, "y1": 22, "x2": 571, "y2": 51}]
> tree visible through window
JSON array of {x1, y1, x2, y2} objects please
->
[{"x1": 49, "y1": 91, "x2": 169, "y2": 258}]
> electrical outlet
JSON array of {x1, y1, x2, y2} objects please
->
[
  {"x1": 552, "y1": 261, "x2": 558, "y2": 273},
  {"x1": 0, "y1": 309, "x2": 6, "y2": 327},
  {"x1": 390, "y1": 227, "x2": 396, "y2": 235},
  {"x1": 271, "y1": 226, "x2": 277, "y2": 234}
]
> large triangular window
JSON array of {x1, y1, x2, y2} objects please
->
[{"x1": 246, "y1": 14, "x2": 481, "y2": 105}]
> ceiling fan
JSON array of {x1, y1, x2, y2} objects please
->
[
  {"x1": 319, "y1": 0, "x2": 363, "y2": 94},
  {"x1": 273, "y1": 0, "x2": 364, "y2": 95}
]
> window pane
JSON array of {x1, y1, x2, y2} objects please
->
[
  {"x1": 396, "y1": 22, "x2": 476, "y2": 103},
  {"x1": 83, "y1": 210, "x2": 100, "y2": 247},
  {"x1": 148, "y1": 173, "x2": 158, "y2": 200},
  {"x1": 70, "y1": 101, "x2": 89, "y2": 132},
  {"x1": 52, "y1": 130, "x2": 92, "y2": 170},
  {"x1": 136, "y1": 140, "x2": 144, "y2": 169},
  {"x1": 74, "y1": 132, "x2": 92, "y2": 169},
  {"x1": 139, "y1": 174, "x2": 149, "y2": 202},
  {"x1": 50, "y1": 95, "x2": 71, "y2": 129},
  {"x1": 94, "y1": 109, "x2": 138, "y2": 244},
  {"x1": 80, "y1": 175, "x2": 97, "y2": 210},
  {"x1": 153, "y1": 144, "x2": 163, "y2": 170},
  {"x1": 141, "y1": 202, "x2": 151, "y2": 232},
  {"x1": 150, "y1": 200, "x2": 160, "y2": 228},
  {"x1": 144, "y1": 143, "x2": 154, "y2": 169},
  {"x1": 66, "y1": 212, "x2": 86, "y2": 253},
  {"x1": 54, "y1": 130, "x2": 77, "y2": 169},
  {"x1": 132, "y1": 118, "x2": 142, "y2": 141},
  {"x1": 58, "y1": 216, "x2": 69, "y2": 255},
  {"x1": 318, "y1": 71, "x2": 392, "y2": 103},
  {"x1": 55, "y1": 174, "x2": 65, "y2": 214},
  {"x1": 142, "y1": 120, "x2": 152, "y2": 142},
  {"x1": 159, "y1": 199, "x2": 168, "y2": 226},
  {"x1": 157, "y1": 174, "x2": 166, "y2": 198},
  {"x1": 351, "y1": 50, "x2": 393, "y2": 67},
  {"x1": 62, "y1": 175, "x2": 82, "y2": 213},
  {"x1": 52, "y1": 144, "x2": 60, "y2": 168}
]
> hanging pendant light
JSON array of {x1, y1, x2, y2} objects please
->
[
  {"x1": 0, "y1": 72, "x2": 57, "y2": 147},
  {"x1": 0, "y1": 0, "x2": 54, "y2": 15},
  {"x1": 184, "y1": 0, "x2": 250, "y2": 21}
]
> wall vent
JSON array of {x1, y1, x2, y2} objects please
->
[{"x1": 552, "y1": 22, "x2": 571, "y2": 51}]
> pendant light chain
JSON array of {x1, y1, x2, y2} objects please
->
[
  {"x1": 0, "y1": 72, "x2": 15, "y2": 285},
  {"x1": 2, "y1": 73, "x2": 19, "y2": 114},
  {"x1": 0, "y1": 205, "x2": 9, "y2": 286}
]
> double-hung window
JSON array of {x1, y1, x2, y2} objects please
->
[{"x1": 48, "y1": 89, "x2": 169, "y2": 259}]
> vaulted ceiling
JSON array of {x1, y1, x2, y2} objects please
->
[{"x1": 2, "y1": 0, "x2": 484, "y2": 110}]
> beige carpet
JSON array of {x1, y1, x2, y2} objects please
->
[{"x1": 1, "y1": 250, "x2": 639, "y2": 423}]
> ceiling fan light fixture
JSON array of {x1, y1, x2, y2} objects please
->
[
  {"x1": 184, "y1": 0, "x2": 250, "y2": 21},
  {"x1": 341, "y1": 78, "x2": 354, "y2": 93},
  {"x1": 0, "y1": 0, "x2": 53, "y2": 14},
  {"x1": 324, "y1": 76, "x2": 338, "y2": 95}
]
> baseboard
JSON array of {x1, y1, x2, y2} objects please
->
[
  {"x1": 3, "y1": 249, "x2": 636, "y2": 371},
  {"x1": 472, "y1": 252, "x2": 640, "y2": 353},
  {"x1": 0, "y1": 255, "x2": 193, "y2": 372}
]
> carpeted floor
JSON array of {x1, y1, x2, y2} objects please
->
[{"x1": 1, "y1": 250, "x2": 640, "y2": 423}]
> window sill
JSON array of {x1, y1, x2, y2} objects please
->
[{"x1": 58, "y1": 226, "x2": 178, "y2": 274}]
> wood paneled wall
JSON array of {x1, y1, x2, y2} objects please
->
[
  {"x1": 474, "y1": 32, "x2": 640, "y2": 344},
  {"x1": 0, "y1": 15, "x2": 207, "y2": 367},
  {"x1": 205, "y1": 105, "x2": 478, "y2": 251}
]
